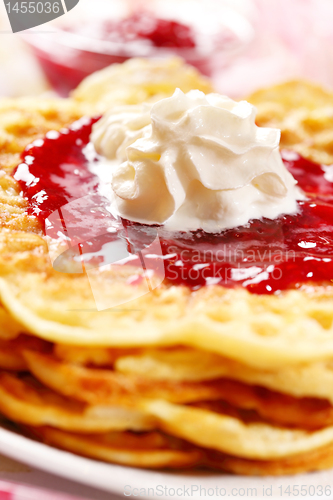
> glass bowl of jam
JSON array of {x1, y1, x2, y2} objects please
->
[{"x1": 22, "y1": 0, "x2": 255, "y2": 96}]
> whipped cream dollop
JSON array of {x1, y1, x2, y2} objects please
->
[{"x1": 91, "y1": 89, "x2": 303, "y2": 233}]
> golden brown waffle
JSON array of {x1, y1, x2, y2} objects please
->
[
  {"x1": 72, "y1": 57, "x2": 213, "y2": 112},
  {"x1": 0, "y1": 63, "x2": 332, "y2": 474},
  {"x1": 0, "y1": 98, "x2": 87, "y2": 233},
  {"x1": 247, "y1": 80, "x2": 333, "y2": 165}
]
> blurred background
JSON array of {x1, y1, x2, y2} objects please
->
[{"x1": 0, "y1": 0, "x2": 333, "y2": 98}]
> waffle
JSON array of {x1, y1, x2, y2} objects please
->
[
  {"x1": 0, "y1": 60, "x2": 332, "y2": 474},
  {"x1": 247, "y1": 80, "x2": 333, "y2": 165}
]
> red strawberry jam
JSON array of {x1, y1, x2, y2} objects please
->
[
  {"x1": 100, "y1": 12, "x2": 196, "y2": 49},
  {"x1": 13, "y1": 118, "x2": 333, "y2": 294}
]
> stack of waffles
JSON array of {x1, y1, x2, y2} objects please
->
[{"x1": 0, "y1": 58, "x2": 332, "y2": 475}]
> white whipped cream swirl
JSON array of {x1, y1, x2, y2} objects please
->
[{"x1": 91, "y1": 89, "x2": 303, "y2": 233}]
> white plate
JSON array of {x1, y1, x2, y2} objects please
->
[{"x1": 1, "y1": 425, "x2": 333, "y2": 499}]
